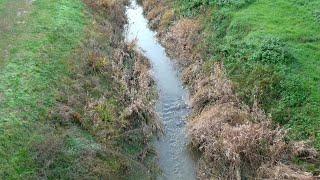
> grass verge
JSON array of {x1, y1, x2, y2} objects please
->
[{"x1": 0, "y1": 0, "x2": 86, "y2": 177}]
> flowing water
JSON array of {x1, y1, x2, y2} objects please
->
[{"x1": 125, "y1": 1, "x2": 196, "y2": 179}]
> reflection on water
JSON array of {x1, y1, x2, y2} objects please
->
[{"x1": 125, "y1": 1, "x2": 196, "y2": 179}]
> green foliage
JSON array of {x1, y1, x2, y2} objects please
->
[
  {"x1": 178, "y1": 0, "x2": 212, "y2": 10},
  {"x1": 215, "y1": 0, "x2": 256, "y2": 8},
  {"x1": 212, "y1": 9, "x2": 232, "y2": 39},
  {"x1": 315, "y1": 10, "x2": 320, "y2": 22},
  {"x1": 175, "y1": 0, "x2": 212, "y2": 16},
  {"x1": 175, "y1": 0, "x2": 256, "y2": 17},
  {"x1": 252, "y1": 37, "x2": 292, "y2": 64}
]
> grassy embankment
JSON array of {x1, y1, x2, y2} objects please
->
[
  {"x1": 1, "y1": 0, "x2": 86, "y2": 177},
  {"x1": 138, "y1": 0, "x2": 319, "y2": 177},
  {"x1": 175, "y1": 0, "x2": 320, "y2": 149},
  {"x1": 0, "y1": 0, "x2": 158, "y2": 179}
]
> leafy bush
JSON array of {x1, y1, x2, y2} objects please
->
[
  {"x1": 179, "y1": 0, "x2": 212, "y2": 10},
  {"x1": 176, "y1": 0, "x2": 214, "y2": 17},
  {"x1": 176, "y1": 0, "x2": 256, "y2": 16},
  {"x1": 211, "y1": 9, "x2": 232, "y2": 38},
  {"x1": 239, "y1": 64, "x2": 283, "y2": 109},
  {"x1": 252, "y1": 37, "x2": 293, "y2": 64},
  {"x1": 272, "y1": 75, "x2": 310, "y2": 124},
  {"x1": 215, "y1": 0, "x2": 256, "y2": 8}
]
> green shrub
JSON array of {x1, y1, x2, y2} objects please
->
[
  {"x1": 272, "y1": 75, "x2": 310, "y2": 124},
  {"x1": 176, "y1": 0, "x2": 212, "y2": 16},
  {"x1": 179, "y1": 0, "x2": 212, "y2": 10},
  {"x1": 212, "y1": 9, "x2": 232, "y2": 38},
  {"x1": 176, "y1": 0, "x2": 255, "y2": 17},
  {"x1": 215, "y1": 0, "x2": 256, "y2": 8},
  {"x1": 232, "y1": 63, "x2": 284, "y2": 111},
  {"x1": 252, "y1": 37, "x2": 293, "y2": 64}
]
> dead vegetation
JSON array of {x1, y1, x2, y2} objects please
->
[
  {"x1": 98, "y1": 0, "x2": 128, "y2": 26},
  {"x1": 139, "y1": 0, "x2": 319, "y2": 179},
  {"x1": 257, "y1": 163, "x2": 314, "y2": 179},
  {"x1": 138, "y1": 0, "x2": 175, "y2": 31},
  {"x1": 188, "y1": 63, "x2": 318, "y2": 179},
  {"x1": 189, "y1": 63, "x2": 236, "y2": 113},
  {"x1": 162, "y1": 18, "x2": 202, "y2": 66},
  {"x1": 138, "y1": 0, "x2": 202, "y2": 66}
]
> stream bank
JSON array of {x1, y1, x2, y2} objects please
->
[
  {"x1": 0, "y1": 0, "x2": 161, "y2": 178},
  {"x1": 137, "y1": 0, "x2": 319, "y2": 179}
]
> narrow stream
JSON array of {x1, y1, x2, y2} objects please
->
[{"x1": 125, "y1": 1, "x2": 196, "y2": 179}]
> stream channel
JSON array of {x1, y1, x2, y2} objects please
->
[{"x1": 125, "y1": 1, "x2": 196, "y2": 179}]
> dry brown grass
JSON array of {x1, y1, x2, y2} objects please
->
[
  {"x1": 87, "y1": 52, "x2": 111, "y2": 72},
  {"x1": 189, "y1": 63, "x2": 237, "y2": 113},
  {"x1": 139, "y1": 0, "x2": 157, "y2": 12},
  {"x1": 139, "y1": 0, "x2": 203, "y2": 58},
  {"x1": 78, "y1": 40, "x2": 161, "y2": 142},
  {"x1": 138, "y1": 0, "x2": 175, "y2": 31},
  {"x1": 160, "y1": 9, "x2": 175, "y2": 28},
  {"x1": 97, "y1": 0, "x2": 128, "y2": 26},
  {"x1": 162, "y1": 18, "x2": 202, "y2": 66},
  {"x1": 147, "y1": 4, "x2": 164, "y2": 20},
  {"x1": 181, "y1": 62, "x2": 203, "y2": 89},
  {"x1": 143, "y1": 0, "x2": 165, "y2": 29},
  {"x1": 257, "y1": 163, "x2": 314, "y2": 179},
  {"x1": 188, "y1": 62, "x2": 316, "y2": 179}
]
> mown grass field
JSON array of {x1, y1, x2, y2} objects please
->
[
  {"x1": 175, "y1": 0, "x2": 320, "y2": 149},
  {"x1": 0, "y1": 0, "x2": 87, "y2": 177}
]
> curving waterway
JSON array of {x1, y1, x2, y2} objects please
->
[{"x1": 125, "y1": 1, "x2": 196, "y2": 179}]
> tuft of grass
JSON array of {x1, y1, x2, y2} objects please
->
[{"x1": 160, "y1": 9, "x2": 175, "y2": 29}]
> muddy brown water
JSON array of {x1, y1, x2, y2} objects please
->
[{"x1": 125, "y1": 1, "x2": 197, "y2": 179}]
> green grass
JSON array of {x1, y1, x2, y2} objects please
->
[
  {"x1": 175, "y1": 0, "x2": 320, "y2": 148},
  {"x1": 228, "y1": 0, "x2": 320, "y2": 148},
  {"x1": 1, "y1": 0, "x2": 159, "y2": 178},
  {"x1": 0, "y1": 0, "x2": 86, "y2": 177}
]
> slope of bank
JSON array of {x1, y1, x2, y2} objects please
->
[
  {"x1": 177, "y1": 0, "x2": 320, "y2": 149},
  {"x1": 138, "y1": 0, "x2": 320, "y2": 178},
  {"x1": 0, "y1": 0, "x2": 159, "y2": 178}
]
